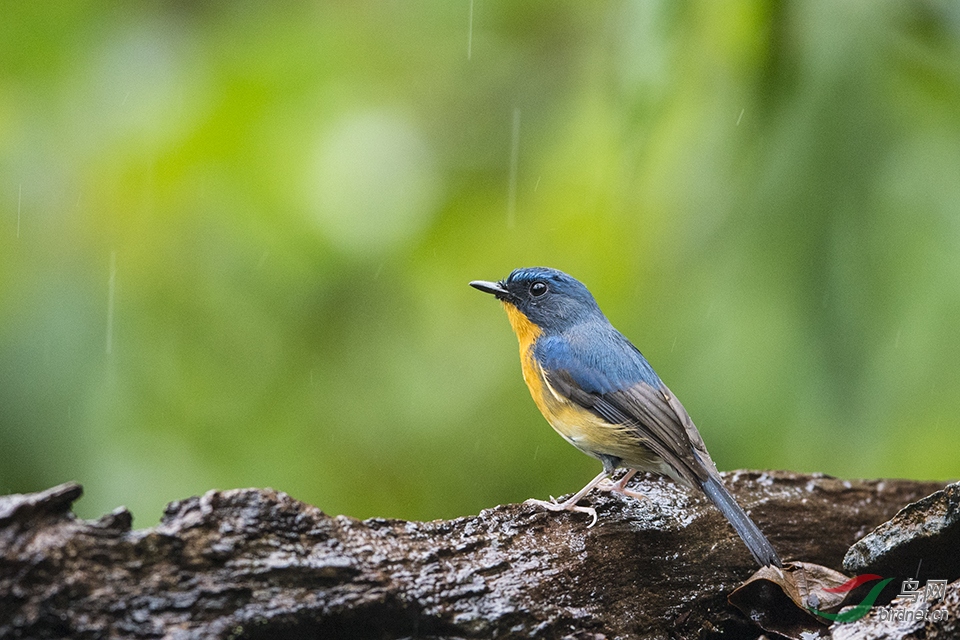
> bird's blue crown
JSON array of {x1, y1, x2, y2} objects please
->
[{"x1": 499, "y1": 267, "x2": 603, "y2": 331}]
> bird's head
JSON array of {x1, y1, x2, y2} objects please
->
[{"x1": 470, "y1": 267, "x2": 602, "y2": 333}]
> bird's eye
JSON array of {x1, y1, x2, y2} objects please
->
[{"x1": 530, "y1": 281, "x2": 548, "y2": 297}]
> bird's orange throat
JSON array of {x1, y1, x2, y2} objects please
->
[
  {"x1": 501, "y1": 301, "x2": 545, "y2": 401},
  {"x1": 501, "y1": 301, "x2": 541, "y2": 353}
]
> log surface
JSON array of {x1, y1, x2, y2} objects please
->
[{"x1": 0, "y1": 472, "x2": 950, "y2": 639}]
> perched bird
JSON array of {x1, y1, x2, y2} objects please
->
[{"x1": 470, "y1": 267, "x2": 782, "y2": 568}]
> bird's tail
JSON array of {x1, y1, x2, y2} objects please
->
[{"x1": 699, "y1": 474, "x2": 782, "y2": 568}]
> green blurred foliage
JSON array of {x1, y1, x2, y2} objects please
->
[{"x1": 2, "y1": 1, "x2": 960, "y2": 525}]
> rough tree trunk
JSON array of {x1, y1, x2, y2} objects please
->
[{"x1": 0, "y1": 471, "x2": 956, "y2": 639}]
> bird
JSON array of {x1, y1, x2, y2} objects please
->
[{"x1": 470, "y1": 267, "x2": 782, "y2": 568}]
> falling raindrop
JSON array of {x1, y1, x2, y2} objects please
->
[
  {"x1": 467, "y1": 0, "x2": 474, "y2": 60},
  {"x1": 106, "y1": 251, "x2": 117, "y2": 355},
  {"x1": 507, "y1": 108, "x2": 521, "y2": 228}
]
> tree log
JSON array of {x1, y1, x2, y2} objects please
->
[{"x1": 0, "y1": 471, "x2": 951, "y2": 639}]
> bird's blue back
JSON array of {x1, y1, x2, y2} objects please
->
[{"x1": 534, "y1": 319, "x2": 664, "y2": 395}]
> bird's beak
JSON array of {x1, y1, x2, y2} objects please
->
[{"x1": 470, "y1": 280, "x2": 509, "y2": 298}]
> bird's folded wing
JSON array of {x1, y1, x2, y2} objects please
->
[{"x1": 545, "y1": 368, "x2": 711, "y2": 485}]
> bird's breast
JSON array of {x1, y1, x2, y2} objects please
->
[
  {"x1": 510, "y1": 324, "x2": 662, "y2": 470},
  {"x1": 515, "y1": 332, "x2": 611, "y2": 456}
]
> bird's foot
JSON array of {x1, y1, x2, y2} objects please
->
[
  {"x1": 524, "y1": 469, "x2": 612, "y2": 528},
  {"x1": 596, "y1": 470, "x2": 648, "y2": 501},
  {"x1": 524, "y1": 497, "x2": 599, "y2": 528}
]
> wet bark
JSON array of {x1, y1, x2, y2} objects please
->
[{"x1": 0, "y1": 472, "x2": 952, "y2": 639}]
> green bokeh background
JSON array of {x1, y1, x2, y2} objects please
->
[{"x1": 2, "y1": 2, "x2": 959, "y2": 526}]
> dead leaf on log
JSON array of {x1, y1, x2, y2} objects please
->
[{"x1": 728, "y1": 562, "x2": 884, "y2": 639}]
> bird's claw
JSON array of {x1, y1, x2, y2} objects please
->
[
  {"x1": 597, "y1": 479, "x2": 648, "y2": 501},
  {"x1": 597, "y1": 471, "x2": 648, "y2": 501},
  {"x1": 524, "y1": 498, "x2": 599, "y2": 528}
]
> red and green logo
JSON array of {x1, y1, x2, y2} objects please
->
[{"x1": 808, "y1": 574, "x2": 894, "y2": 623}]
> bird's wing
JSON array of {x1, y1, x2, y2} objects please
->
[{"x1": 536, "y1": 331, "x2": 716, "y2": 485}]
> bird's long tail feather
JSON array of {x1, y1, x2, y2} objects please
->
[{"x1": 699, "y1": 474, "x2": 782, "y2": 568}]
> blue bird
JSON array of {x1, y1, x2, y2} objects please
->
[{"x1": 471, "y1": 267, "x2": 782, "y2": 568}]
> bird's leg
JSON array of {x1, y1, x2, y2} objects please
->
[
  {"x1": 525, "y1": 469, "x2": 610, "y2": 528},
  {"x1": 597, "y1": 469, "x2": 648, "y2": 500}
]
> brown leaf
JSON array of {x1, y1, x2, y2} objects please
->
[{"x1": 728, "y1": 561, "x2": 856, "y2": 639}]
